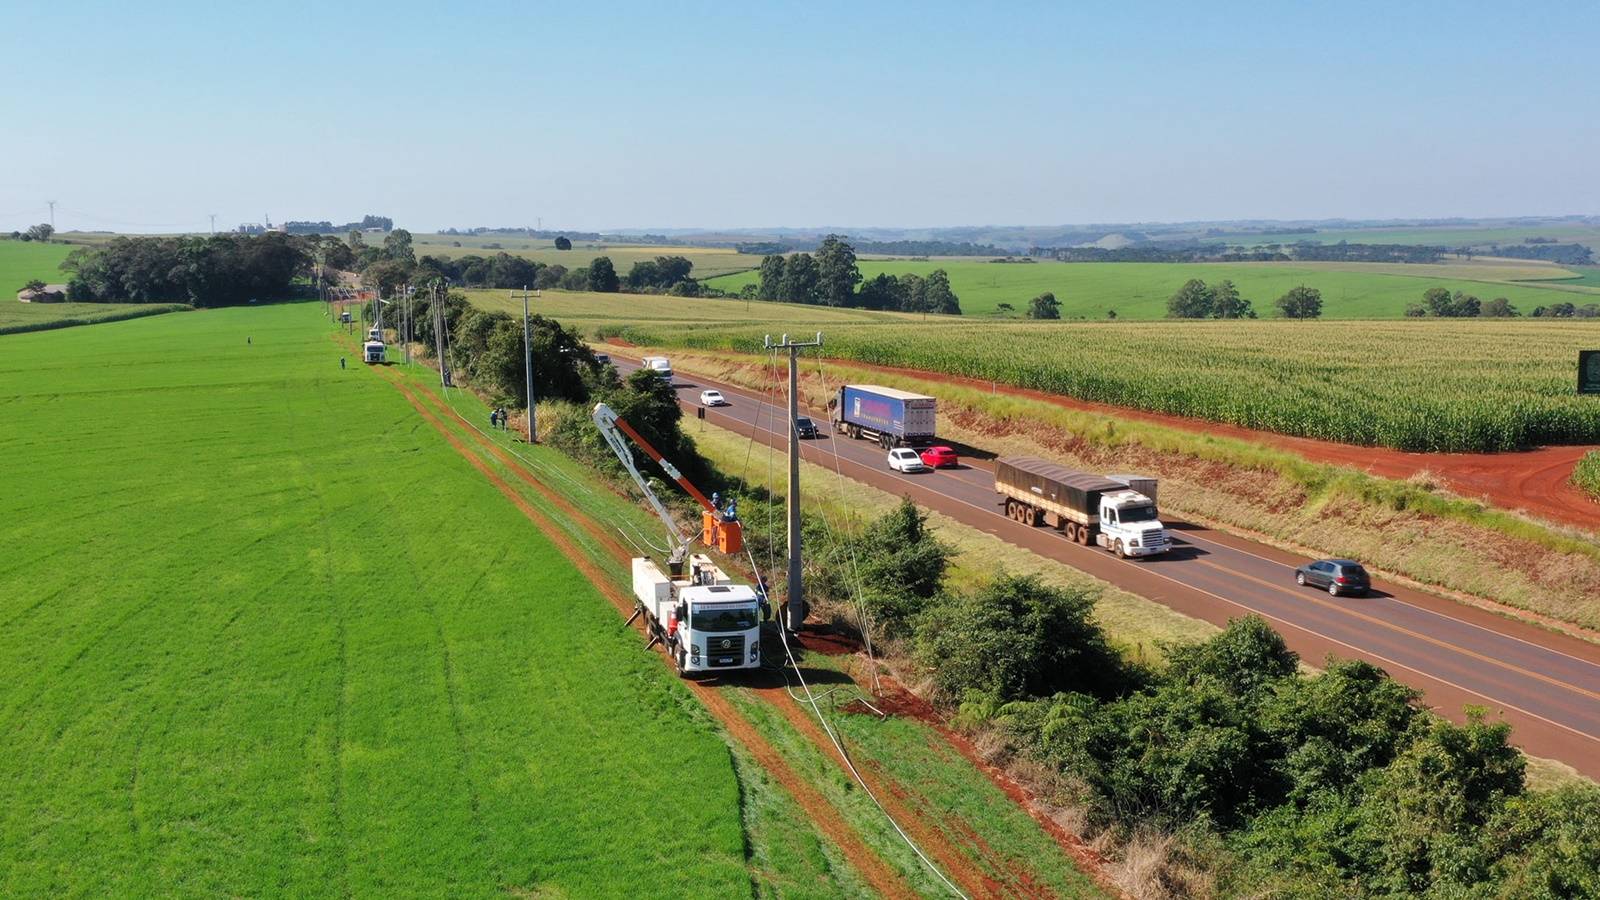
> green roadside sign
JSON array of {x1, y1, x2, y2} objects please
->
[{"x1": 1582, "y1": 350, "x2": 1600, "y2": 395}]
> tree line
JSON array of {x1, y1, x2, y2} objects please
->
[
  {"x1": 1405, "y1": 287, "x2": 1600, "y2": 318},
  {"x1": 60, "y1": 233, "x2": 313, "y2": 306},
  {"x1": 1166, "y1": 279, "x2": 1321, "y2": 319},
  {"x1": 754, "y1": 236, "x2": 961, "y2": 313},
  {"x1": 6, "y1": 224, "x2": 55, "y2": 243},
  {"x1": 789, "y1": 499, "x2": 1600, "y2": 896}
]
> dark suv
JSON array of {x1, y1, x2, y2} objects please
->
[
  {"x1": 794, "y1": 416, "x2": 819, "y2": 439},
  {"x1": 1294, "y1": 559, "x2": 1371, "y2": 597}
]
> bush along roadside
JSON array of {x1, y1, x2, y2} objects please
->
[
  {"x1": 804, "y1": 501, "x2": 1600, "y2": 897},
  {"x1": 1575, "y1": 451, "x2": 1600, "y2": 501}
]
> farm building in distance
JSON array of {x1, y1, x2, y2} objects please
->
[{"x1": 17, "y1": 283, "x2": 68, "y2": 303}]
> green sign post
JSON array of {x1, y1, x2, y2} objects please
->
[{"x1": 1581, "y1": 350, "x2": 1600, "y2": 395}]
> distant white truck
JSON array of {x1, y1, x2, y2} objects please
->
[
  {"x1": 994, "y1": 456, "x2": 1169, "y2": 558},
  {"x1": 633, "y1": 555, "x2": 763, "y2": 674},
  {"x1": 642, "y1": 356, "x2": 673, "y2": 379}
]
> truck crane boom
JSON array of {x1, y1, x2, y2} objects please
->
[{"x1": 591, "y1": 402, "x2": 743, "y2": 571}]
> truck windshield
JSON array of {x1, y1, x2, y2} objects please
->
[
  {"x1": 692, "y1": 606, "x2": 758, "y2": 632},
  {"x1": 1119, "y1": 505, "x2": 1159, "y2": 522}
]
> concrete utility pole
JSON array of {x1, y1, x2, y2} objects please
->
[
  {"x1": 520, "y1": 286, "x2": 536, "y2": 443},
  {"x1": 764, "y1": 331, "x2": 823, "y2": 632},
  {"x1": 434, "y1": 283, "x2": 448, "y2": 389},
  {"x1": 209, "y1": 213, "x2": 216, "y2": 235},
  {"x1": 47, "y1": 201, "x2": 55, "y2": 232}
]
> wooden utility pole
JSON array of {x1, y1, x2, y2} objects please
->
[{"x1": 764, "y1": 332, "x2": 823, "y2": 632}]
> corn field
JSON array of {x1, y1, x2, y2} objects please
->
[{"x1": 616, "y1": 318, "x2": 1600, "y2": 452}]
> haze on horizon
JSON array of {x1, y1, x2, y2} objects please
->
[{"x1": 3, "y1": 0, "x2": 1596, "y2": 234}]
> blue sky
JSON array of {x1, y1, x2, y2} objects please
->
[{"x1": 2, "y1": 1, "x2": 1595, "y2": 232}]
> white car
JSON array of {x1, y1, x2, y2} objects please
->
[
  {"x1": 699, "y1": 389, "x2": 728, "y2": 407},
  {"x1": 887, "y1": 448, "x2": 928, "y2": 473}
]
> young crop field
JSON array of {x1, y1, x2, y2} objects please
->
[
  {"x1": 0, "y1": 301, "x2": 188, "y2": 335},
  {"x1": 409, "y1": 233, "x2": 758, "y2": 278},
  {"x1": 705, "y1": 258, "x2": 1597, "y2": 317},
  {"x1": 0, "y1": 239, "x2": 74, "y2": 293},
  {"x1": 0, "y1": 305, "x2": 756, "y2": 897}
]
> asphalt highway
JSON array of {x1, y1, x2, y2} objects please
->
[{"x1": 613, "y1": 355, "x2": 1600, "y2": 776}]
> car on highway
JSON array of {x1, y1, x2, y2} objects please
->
[
  {"x1": 887, "y1": 447, "x2": 930, "y2": 473},
  {"x1": 593, "y1": 353, "x2": 612, "y2": 368},
  {"x1": 1295, "y1": 559, "x2": 1371, "y2": 596},
  {"x1": 919, "y1": 445, "x2": 959, "y2": 468},
  {"x1": 699, "y1": 389, "x2": 728, "y2": 407},
  {"x1": 794, "y1": 416, "x2": 819, "y2": 439}
]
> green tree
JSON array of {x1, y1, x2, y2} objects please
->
[
  {"x1": 383, "y1": 228, "x2": 415, "y2": 265},
  {"x1": 1274, "y1": 285, "x2": 1323, "y2": 319},
  {"x1": 553, "y1": 236, "x2": 572, "y2": 250},
  {"x1": 923, "y1": 269, "x2": 961, "y2": 315},
  {"x1": 1166, "y1": 615, "x2": 1299, "y2": 696},
  {"x1": 1027, "y1": 291, "x2": 1061, "y2": 319},
  {"x1": 813, "y1": 235, "x2": 861, "y2": 307},
  {"x1": 26, "y1": 223, "x2": 53, "y2": 243},
  {"x1": 1167, "y1": 278, "x2": 1214, "y2": 318},
  {"x1": 780, "y1": 252, "x2": 820, "y2": 304},
  {"x1": 756, "y1": 254, "x2": 786, "y2": 301},
  {"x1": 347, "y1": 230, "x2": 365, "y2": 250},
  {"x1": 808, "y1": 498, "x2": 950, "y2": 641},
  {"x1": 896, "y1": 273, "x2": 926, "y2": 313},
  {"x1": 1210, "y1": 279, "x2": 1255, "y2": 318},
  {"x1": 856, "y1": 272, "x2": 898, "y2": 310},
  {"x1": 1422, "y1": 286, "x2": 1454, "y2": 316},
  {"x1": 586, "y1": 256, "x2": 620, "y2": 292},
  {"x1": 1482, "y1": 296, "x2": 1518, "y2": 317},
  {"x1": 917, "y1": 573, "x2": 1132, "y2": 704}
]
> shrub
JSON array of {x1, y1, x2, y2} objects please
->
[{"x1": 916, "y1": 574, "x2": 1134, "y2": 704}]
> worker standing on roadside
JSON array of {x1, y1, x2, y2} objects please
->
[{"x1": 340, "y1": 357, "x2": 346, "y2": 370}]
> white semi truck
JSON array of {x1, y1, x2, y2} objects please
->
[
  {"x1": 593, "y1": 402, "x2": 764, "y2": 676},
  {"x1": 994, "y1": 456, "x2": 1169, "y2": 558}
]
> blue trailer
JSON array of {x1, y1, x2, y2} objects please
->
[{"x1": 829, "y1": 384, "x2": 937, "y2": 448}]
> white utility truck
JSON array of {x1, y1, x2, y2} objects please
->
[
  {"x1": 593, "y1": 403, "x2": 763, "y2": 675},
  {"x1": 994, "y1": 456, "x2": 1169, "y2": 558},
  {"x1": 641, "y1": 356, "x2": 673, "y2": 379}
]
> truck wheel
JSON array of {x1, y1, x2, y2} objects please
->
[
  {"x1": 880, "y1": 434, "x2": 892, "y2": 450},
  {"x1": 1079, "y1": 528, "x2": 1092, "y2": 546},
  {"x1": 1115, "y1": 539, "x2": 1127, "y2": 559},
  {"x1": 848, "y1": 424, "x2": 860, "y2": 440},
  {"x1": 1025, "y1": 506, "x2": 1039, "y2": 527},
  {"x1": 676, "y1": 649, "x2": 688, "y2": 675}
]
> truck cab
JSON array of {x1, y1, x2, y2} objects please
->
[
  {"x1": 1097, "y1": 490, "x2": 1168, "y2": 557},
  {"x1": 642, "y1": 356, "x2": 673, "y2": 380},
  {"x1": 633, "y1": 554, "x2": 762, "y2": 674}
]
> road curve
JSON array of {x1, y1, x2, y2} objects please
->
[{"x1": 612, "y1": 354, "x2": 1600, "y2": 778}]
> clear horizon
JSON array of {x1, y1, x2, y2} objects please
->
[{"x1": 4, "y1": 0, "x2": 1597, "y2": 234}]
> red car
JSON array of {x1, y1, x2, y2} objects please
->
[{"x1": 919, "y1": 446, "x2": 959, "y2": 468}]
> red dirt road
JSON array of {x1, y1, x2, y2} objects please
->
[{"x1": 819, "y1": 357, "x2": 1600, "y2": 533}]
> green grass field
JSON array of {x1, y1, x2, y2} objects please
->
[
  {"x1": 705, "y1": 258, "x2": 1597, "y2": 318},
  {"x1": 0, "y1": 304, "x2": 753, "y2": 897},
  {"x1": 0, "y1": 239, "x2": 74, "y2": 293},
  {"x1": 409, "y1": 233, "x2": 757, "y2": 278}
]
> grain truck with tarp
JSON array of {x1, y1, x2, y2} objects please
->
[{"x1": 994, "y1": 456, "x2": 1169, "y2": 558}]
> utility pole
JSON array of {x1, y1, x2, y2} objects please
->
[
  {"x1": 209, "y1": 213, "x2": 216, "y2": 235},
  {"x1": 520, "y1": 286, "x2": 536, "y2": 443},
  {"x1": 47, "y1": 201, "x2": 55, "y2": 232},
  {"x1": 764, "y1": 331, "x2": 823, "y2": 633}
]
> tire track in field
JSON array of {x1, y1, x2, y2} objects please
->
[{"x1": 381, "y1": 373, "x2": 916, "y2": 900}]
